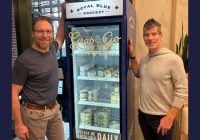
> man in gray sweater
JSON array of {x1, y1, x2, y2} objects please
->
[{"x1": 128, "y1": 18, "x2": 188, "y2": 140}]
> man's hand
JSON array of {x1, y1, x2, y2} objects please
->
[
  {"x1": 128, "y1": 38, "x2": 135, "y2": 57},
  {"x1": 15, "y1": 124, "x2": 29, "y2": 140},
  {"x1": 157, "y1": 115, "x2": 174, "y2": 136},
  {"x1": 157, "y1": 107, "x2": 179, "y2": 135},
  {"x1": 60, "y1": 2, "x2": 65, "y2": 16}
]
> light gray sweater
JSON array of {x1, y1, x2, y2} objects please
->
[{"x1": 138, "y1": 47, "x2": 188, "y2": 115}]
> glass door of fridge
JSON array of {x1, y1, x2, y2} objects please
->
[{"x1": 69, "y1": 25, "x2": 121, "y2": 140}]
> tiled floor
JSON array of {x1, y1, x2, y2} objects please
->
[
  {"x1": 13, "y1": 137, "x2": 48, "y2": 140},
  {"x1": 12, "y1": 137, "x2": 20, "y2": 140}
]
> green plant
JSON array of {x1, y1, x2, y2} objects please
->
[{"x1": 176, "y1": 23, "x2": 189, "y2": 73}]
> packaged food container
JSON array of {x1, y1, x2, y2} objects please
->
[
  {"x1": 79, "y1": 65, "x2": 87, "y2": 72},
  {"x1": 80, "y1": 71, "x2": 87, "y2": 76},
  {"x1": 79, "y1": 89, "x2": 88, "y2": 101},
  {"x1": 110, "y1": 92, "x2": 119, "y2": 104},
  {"x1": 113, "y1": 86, "x2": 119, "y2": 93},
  {"x1": 97, "y1": 69, "x2": 104, "y2": 77},
  {"x1": 87, "y1": 70, "x2": 96, "y2": 77},
  {"x1": 93, "y1": 110, "x2": 110, "y2": 127},
  {"x1": 104, "y1": 68, "x2": 112, "y2": 77},
  {"x1": 80, "y1": 109, "x2": 92, "y2": 125},
  {"x1": 113, "y1": 70, "x2": 119, "y2": 78},
  {"x1": 88, "y1": 89, "x2": 99, "y2": 101}
]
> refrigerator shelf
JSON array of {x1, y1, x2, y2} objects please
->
[
  {"x1": 73, "y1": 50, "x2": 119, "y2": 56},
  {"x1": 78, "y1": 101, "x2": 120, "y2": 108},
  {"x1": 79, "y1": 124, "x2": 120, "y2": 134},
  {"x1": 77, "y1": 76, "x2": 119, "y2": 82},
  {"x1": 80, "y1": 26, "x2": 119, "y2": 31}
]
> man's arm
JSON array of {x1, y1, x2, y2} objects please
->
[
  {"x1": 12, "y1": 84, "x2": 23, "y2": 127},
  {"x1": 55, "y1": 3, "x2": 65, "y2": 49},
  {"x1": 157, "y1": 56, "x2": 188, "y2": 136},
  {"x1": 12, "y1": 84, "x2": 29, "y2": 139},
  {"x1": 128, "y1": 39, "x2": 140, "y2": 78}
]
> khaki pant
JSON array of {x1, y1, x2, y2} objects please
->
[{"x1": 21, "y1": 102, "x2": 64, "y2": 140}]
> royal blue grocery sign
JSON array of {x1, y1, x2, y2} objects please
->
[{"x1": 66, "y1": 0, "x2": 123, "y2": 19}]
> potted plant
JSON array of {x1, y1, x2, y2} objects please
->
[{"x1": 176, "y1": 23, "x2": 189, "y2": 73}]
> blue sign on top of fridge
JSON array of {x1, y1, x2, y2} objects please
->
[{"x1": 66, "y1": 0, "x2": 123, "y2": 19}]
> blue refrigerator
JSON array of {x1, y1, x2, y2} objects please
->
[{"x1": 64, "y1": 0, "x2": 136, "y2": 139}]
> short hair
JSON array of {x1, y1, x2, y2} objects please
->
[
  {"x1": 32, "y1": 16, "x2": 53, "y2": 30},
  {"x1": 143, "y1": 18, "x2": 161, "y2": 34}
]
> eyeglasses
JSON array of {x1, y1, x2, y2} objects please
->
[{"x1": 34, "y1": 29, "x2": 52, "y2": 35}]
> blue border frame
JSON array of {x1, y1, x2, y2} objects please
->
[{"x1": 0, "y1": 0, "x2": 12, "y2": 139}]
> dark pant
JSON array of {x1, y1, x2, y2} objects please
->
[{"x1": 138, "y1": 110, "x2": 173, "y2": 140}]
